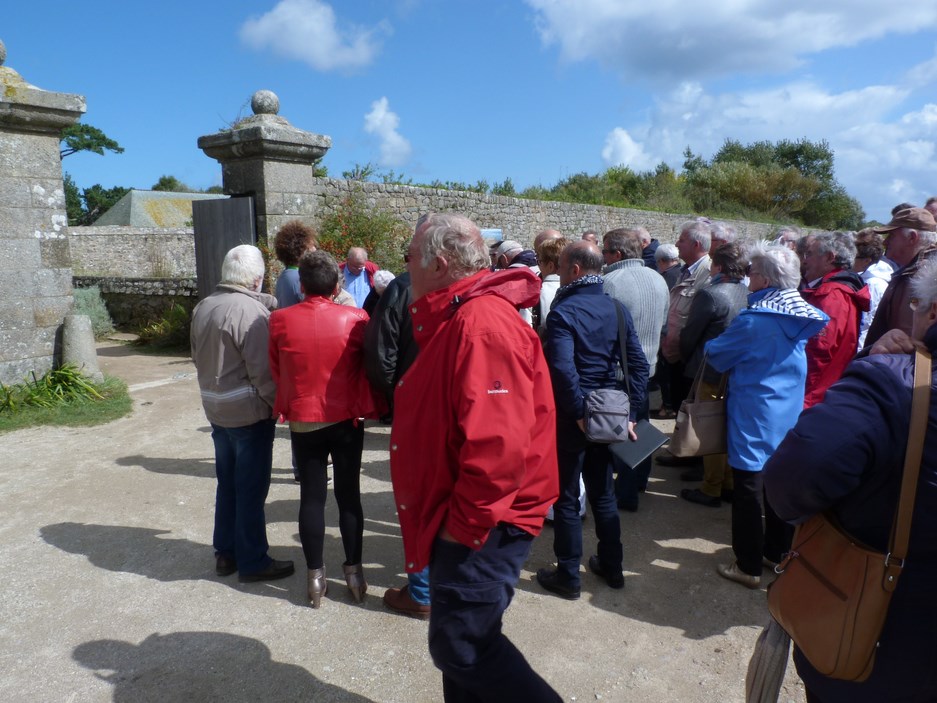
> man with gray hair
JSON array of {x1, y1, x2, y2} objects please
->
[
  {"x1": 190, "y1": 245, "x2": 295, "y2": 583},
  {"x1": 391, "y1": 213, "x2": 561, "y2": 701},
  {"x1": 601, "y1": 228, "x2": 668, "y2": 510},
  {"x1": 800, "y1": 232, "x2": 869, "y2": 407},
  {"x1": 866, "y1": 207, "x2": 937, "y2": 347},
  {"x1": 660, "y1": 219, "x2": 712, "y2": 418},
  {"x1": 340, "y1": 246, "x2": 379, "y2": 307},
  {"x1": 708, "y1": 221, "x2": 738, "y2": 254}
]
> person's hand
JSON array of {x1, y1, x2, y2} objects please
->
[
  {"x1": 438, "y1": 526, "x2": 458, "y2": 543},
  {"x1": 575, "y1": 418, "x2": 586, "y2": 434},
  {"x1": 628, "y1": 421, "x2": 638, "y2": 441},
  {"x1": 870, "y1": 329, "x2": 924, "y2": 355}
]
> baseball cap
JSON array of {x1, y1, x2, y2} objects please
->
[
  {"x1": 872, "y1": 207, "x2": 937, "y2": 233},
  {"x1": 494, "y1": 240, "x2": 524, "y2": 259}
]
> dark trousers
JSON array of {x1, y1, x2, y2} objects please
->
[
  {"x1": 291, "y1": 420, "x2": 365, "y2": 569},
  {"x1": 211, "y1": 418, "x2": 275, "y2": 575},
  {"x1": 428, "y1": 525, "x2": 561, "y2": 703},
  {"x1": 730, "y1": 468, "x2": 794, "y2": 575},
  {"x1": 667, "y1": 359, "x2": 692, "y2": 411},
  {"x1": 554, "y1": 422, "x2": 622, "y2": 587},
  {"x1": 614, "y1": 394, "x2": 651, "y2": 508}
]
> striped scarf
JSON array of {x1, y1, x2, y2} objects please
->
[
  {"x1": 550, "y1": 274, "x2": 604, "y2": 311},
  {"x1": 750, "y1": 287, "x2": 826, "y2": 321}
]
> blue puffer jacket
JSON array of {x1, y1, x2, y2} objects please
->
[
  {"x1": 545, "y1": 281, "x2": 649, "y2": 422},
  {"x1": 764, "y1": 324, "x2": 937, "y2": 702},
  {"x1": 704, "y1": 287, "x2": 828, "y2": 471}
]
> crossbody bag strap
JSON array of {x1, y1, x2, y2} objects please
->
[
  {"x1": 614, "y1": 301, "x2": 631, "y2": 398},
  {"x1": 884, "y1": 347, "x2": 932, "y2": 589}
]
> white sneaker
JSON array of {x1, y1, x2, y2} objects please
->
[{"x1": 716, "y1": 561, "x2": 761, "y2": 589}]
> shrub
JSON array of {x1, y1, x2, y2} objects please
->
[
  {"x1": 133, "y1": 302, "x2": 191, "y2": 351},
  {"x1": 72, "y1": 286, "x2": 115, "y2": 339},
  {"x1": 316, "y1": 192, "x2": 412, "y2": 273}
]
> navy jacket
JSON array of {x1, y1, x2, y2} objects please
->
[
  {"x1": 545, "y1": 282, "x2": 648, "y2": 422},
  {"x1": 764, "y1": 323, "x2": 937, "y2": 701}
]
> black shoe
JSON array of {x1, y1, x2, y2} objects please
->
[
  {"x1": 617, "y1": 499, "x2": 639, "y2": 513},
  {"x1": 680, "y1": 467, "x2": 705, "y2": 482},
  {"x1": 588, "y1": 555, "x2": 625, "y2": 589},
  {"x1": 680, "y1": 488, "x2": 721, "y2": 507},
  {"x1": 536, "y1": 568, "x2": 581, "y2": 600},
  {"x1": 215, "y1": 555, "x2": 237, "y2": 577},
  {"x1": 656, "y1": 453, "x2": 702, "y2": 468},
  {"x1": 239, "y1": 559, "x2": 295, "y2": 583}
]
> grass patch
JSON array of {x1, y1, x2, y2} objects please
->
[
  {"x1": 0, "y1": 365, "x2": 132, "y2": 433},
  {"x1": 132, "y1": 302, "x2": 190, "y2": 352}
]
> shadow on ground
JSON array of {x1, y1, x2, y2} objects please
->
[{"x1": 73, "y1": 631, "x2": 376, "y2": 702}]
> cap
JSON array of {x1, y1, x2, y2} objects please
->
[
  {"x1": 494, "y1": 240, "x2": 524, "y2": 260},
  {"x1": 872, "y1": 207, "x2": 937, "y2": 233}
]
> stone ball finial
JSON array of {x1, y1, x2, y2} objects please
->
[
  {"x1": 251, "y1": 90, "x2": 279, "y2": 115},
  {"x1": 0, "y1": 40, "x2": 6, "y2": 67}
]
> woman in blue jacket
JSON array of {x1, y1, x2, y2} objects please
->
[{"x1": 704, "y1": 243, "x2": 828, "y2": 588}]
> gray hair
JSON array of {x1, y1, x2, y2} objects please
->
[
  {"x1": 710, "y1": 221, "x2": 738, "y2": 243},
  {"x1": 911, "y1": 256, "x2": 937, "y2": 308},
  {"x1": 812, "y1": 231, "x2": 857, "y2": 270},
  {"x1": 679, "y1": 219, "x2": 712, "y2": 251},
  {"x1": 417, "y1": 213, "x2": 489, "y2": 278},
  {"x1": 373, "y1": 269, "x2": 395, "y2": 294},
  {"x1": 655, "y1": 243, "x2": 679, "y2": 262},
  {"x1": 749, "y1": 242, "x2": 801, "y2": 290},
  {"x1": 917, "y1": 229, "x2": 937, "y2": 247},
  {"x1": 220, "y1": 244, "x2": 265, "y2": 290}
]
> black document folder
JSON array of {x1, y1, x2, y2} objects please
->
[{"x1": 609, "y1": 419, "x2": 669, "y2": 469}]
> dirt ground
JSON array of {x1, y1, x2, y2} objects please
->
[{"x1": 0, "y1": 339, "x2": 807, "y2": 702}]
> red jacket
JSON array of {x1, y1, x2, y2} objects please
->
[
  {"x1": 268, "y1": 296, "x2": 383, "y2": 422},
  {"x1": 801, "y1": 270, "x2": 869, "y2": 408},
  {"x1": 390, "y1": 268, "x2": 558, "y2": 572}
]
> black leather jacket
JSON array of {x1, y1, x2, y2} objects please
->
[{"x1": 363, "y1": 272, "x2": 417, "y2": 406}]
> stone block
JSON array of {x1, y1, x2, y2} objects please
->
[
  {"x1": 0, "y1": 354, "x2": 54, "y2": 387},
  {"x1": 39, "y1": 238, "x2": 72, "y2": 269},
  {"x1": 33, "y1": 296, "x2": 73, "y2": 327},
  {"x1": 0, "y1": 299, "x2": 35, "y2": 330},
  {"x1": 0, "y1": 269, "x2": 38, "y2": 299},
  {"x1": 36, "y1": 268, "x2": 73, "y2": 297},
  {"x1": 0, "y1": 238, "x2": 40, "y2": 271},
  {"x1": 0, "y1": 132, "x2": 63, "y2": 179}
]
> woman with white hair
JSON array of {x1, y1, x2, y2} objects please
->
[{"x1": 703, "y1": 244, "x2": 829, "y2": 588}]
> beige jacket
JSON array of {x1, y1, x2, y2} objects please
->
[
  {"x1": 661, "y1": 255, "x2": 711, "y2": 364},
  {"x1": 190, "y1": 284, "x2": 278, "y2": 427}
]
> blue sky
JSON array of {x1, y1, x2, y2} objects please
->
[{"x1": 4, "y1": 1, "x2": 936, "y2": 223}]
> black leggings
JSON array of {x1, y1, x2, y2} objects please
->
[{"x1": 291, "y1": 420, "x2": 365, "y2": 570}]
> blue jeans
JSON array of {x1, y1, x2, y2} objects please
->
[
  {"x1": 554, "y1": 421, "x2": 622, "y2": 587},
  {"x1": 211, "y1": 419, "x2": 275, "y2": 575},
  {"x1": 429, "y1": 526, "x2": 561, "y2": 703},
  {"x1": 408, "y1": 567, "x2": 431, "y2": 605}
]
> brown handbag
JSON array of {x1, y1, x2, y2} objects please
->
[
  {"x1": 668, "y1": 356, "x2": 727, "y2": 457},
  {"x1": 766, "y1": 348, "x2": 931, "y2": 682}
]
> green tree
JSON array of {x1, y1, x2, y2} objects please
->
[
  {"x1": 81, "y1": 184, "x2": 130, "y2": 223},
  {"x1": 151, "y1": 175, "x2": 192, "y2": 192},
  {"x1": 491, "y1": 177, "x2": 516, "y2": 197},
  {"x1": 342, "y1": 163, "x2": 377, "y2": 181},
  {"x1": 59, "y1": 124, "x2": 124, "y2": 159},
  {"x1": 63, "y1": 173, "x2": 84, "y2": 225}
]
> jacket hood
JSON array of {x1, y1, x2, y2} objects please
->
[
  {"x1": 215, "y1": 283, "x2": 278, "y2": 311},
  {"x1": 804, "y1": 269, "x2": 871, "y2": 312},
  {"x1": 457, "y1": 267, "x2": 541, "y2": 309},
  {"x1": 862, "y1": 260, "x2": 893, "y2": 284},
  {"x1": 744, "y1": 287, "x2": 829, "y2": 341}
]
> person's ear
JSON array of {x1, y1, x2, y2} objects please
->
[{"x1": 927, "y1": 301, "x2": 937, "y2": 327}]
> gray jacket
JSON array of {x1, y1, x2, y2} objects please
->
[{"x1": 190, "y1": 284, "x2": 278, "y2": 427}]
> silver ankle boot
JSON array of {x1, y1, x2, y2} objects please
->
[
  {"x1": 342, "y1": 563, "x2": 367, "y2": 603},
  {"x1": 307, "y1": 567, "x2": 327, "y2": 608}
]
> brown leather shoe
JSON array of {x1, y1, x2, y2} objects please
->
[
  {"x1": 215, "y1": 555, "x2": 237, "y2": 577},
  {"x1": 383, "y1": 584, "x2": 431, "y2": 619}
]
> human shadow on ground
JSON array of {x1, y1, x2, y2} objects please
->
[
  {"x1": 73, "y1": 631, "x2": 376, "y2": 702},
  {"x1": 39, "y1": 522, "x2": 302, "y2": 605}
]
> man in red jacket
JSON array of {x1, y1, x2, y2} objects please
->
[
  {"x1": 801, "y1": 232, "x2": 870, "y2": 408},
  {"x1": 390, "y1": 213, "x2": 561, "y2": 702}
]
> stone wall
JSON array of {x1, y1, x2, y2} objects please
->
[
  {"x1": 73, "y1": 276, "x2": 197, "y2": 329},
  {"x1": 70, "y1": 226, "x2": 196, "y2": 278}
]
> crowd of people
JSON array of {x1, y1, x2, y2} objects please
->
[{"x1": 187, "y1": 199, "x2": 937, "y2": 702}]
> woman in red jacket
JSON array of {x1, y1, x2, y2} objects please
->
[{"x1": 268, "y1": 250, "x2": 381, "y2": 607}]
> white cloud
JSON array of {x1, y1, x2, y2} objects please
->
[
  {"x1": 601, "y1": 128, "x2": 656, "y2": 171},
  {"x1": 364, "y1": 97, "x2": 412, "y2": 167},
  {"x1": 240, "y1": 0, "x2": 387, "y2": 72},
  {"x1": 525, "y1": 0, "x2": 937, "y2": 82}
]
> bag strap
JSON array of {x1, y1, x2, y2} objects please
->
[
  {"x1": 884, "y1": 348, "x2": 932, "y2": 590},
  {"x1": 613, "y1": 301, "x2": 631, "y2": 398}
]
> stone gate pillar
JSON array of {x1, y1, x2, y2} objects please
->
[
  {"x1": 0, "y1": 41, "x2": 86, "y2": 385},
  {"x1": 197, "y1": 90, "x2": 331, "y2": 243}
]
